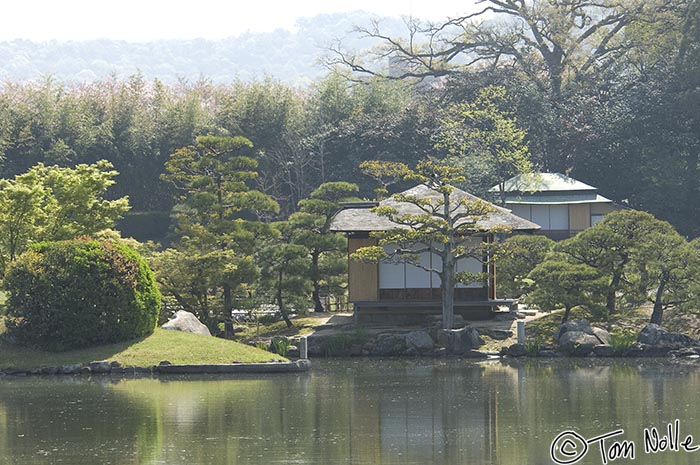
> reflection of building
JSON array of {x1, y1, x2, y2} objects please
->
[
  {"x1": 330, "y1": 184, "x2": 539, "y2": 323},
  {"x1": 490, "y1": 173, "x2": 621, "y2": 240}
]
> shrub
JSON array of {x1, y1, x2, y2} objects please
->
[
  {"x1": 270, "y1": 338, "x2": 291, "y2": 357},
  {"x1": 609, "y1": 328, "x2": 637, "y2": 355},
  {"x1": 4, "y1": 239, "x2": 161, "y2": 351}
]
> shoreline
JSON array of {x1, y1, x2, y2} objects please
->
[{"x1": 0, "y1": 359, "x2": 311, "y2": 377}]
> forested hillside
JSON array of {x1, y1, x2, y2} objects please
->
[
  {"x1": 0, "y1": 12, "x2": 406, "y2": 85},
  {"x1": 0, "y1": 1, "x2": 698, "y2": 237}
]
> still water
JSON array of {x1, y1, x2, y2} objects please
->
[{"x1": 0, "y1": 359, "x2": 699, "y2": 465}]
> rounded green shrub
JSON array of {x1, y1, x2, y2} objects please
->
[{"x1": 4, "y1": 239, "x2": 161, "y2": 350}]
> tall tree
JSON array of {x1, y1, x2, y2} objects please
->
[
  {"x1": 162, "y1": 135, "x2": 279, "y2": 333},
  {"x1": 328, "y1": 0, "x2": 670, "y2": 95},
  {"x1": 291, "y1": 181, "x2": 359, "y2": 312},
  {"x1": 258, "y1": 221, "x2": 312, "y2": 327},
  {"x1": 558, "y1": 209, "x2": 677, "y2": 317},
  {"x1": 633, "y1": 229, "x2": 700, "y2": 325}
]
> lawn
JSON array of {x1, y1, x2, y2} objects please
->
[{"x1": 0, "y1": 325, "x2": 284, "y2": 369}]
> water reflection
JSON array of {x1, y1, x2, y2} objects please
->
[{"x1": 0, "y1": 359, "x2": 699, "y2": 465}]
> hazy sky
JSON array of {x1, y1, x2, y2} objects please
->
[{"x1": 0, "y1": 0, "x2": 476, "y2": 41}]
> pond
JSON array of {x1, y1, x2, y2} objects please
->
[{"x1": 1, "y1": 359, "x2": 699, "y2": 465}]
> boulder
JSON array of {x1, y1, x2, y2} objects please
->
[
  {"x1": 623, "y1": 342, "x2": 672, "y2": 357},
  {"x1": 162, "y1": 311, "x2": 211, "y2": 336},
  {"x1": 591, "y1": 327, "x2": 612, "y2": 345},
  {"x1": 40, "y1": 366, "x2": 59, "y2": 375},
  {"x1": 555, "y1": 319, "x2": 594, "y2": 343},
  {"x1": 58, "y1": 364, "x2": 82, "y2": 374},
  {"x1": 438, "y1": 327, "x2": 484, "y2": 355},
  {"x1": 371, "y1": 334, "x2": 407, "y2": 356},
  {"x1": 668, "y1": 347, "x2": 700, "y2": 358},
  {"x1": 89, "y1": 361, "x2": 112, "y2": 374},
  {"x1": 506, "y1": 343, "x2": 527, "y2": 357},
  {"x1": 405, "y1": 331, "x2": 434, "y2": 352},
  {"x1": 592, "y1": 344, "x2": 614, "y2": 357},
  {"x1": 638, "y1": 324, "x2": 696, "y2": 349},
  {"x1": 558, "y1": 331, "x2": 599, "y2": 356}
]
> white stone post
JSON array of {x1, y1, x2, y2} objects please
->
[
  {"x1": 299, "y1": 336, "x2": 308, "y2": 359},
  {"x1": 517, "y1": 321, "x2": 525, "y2": 344}
]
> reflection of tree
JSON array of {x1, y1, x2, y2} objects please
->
[{"x1": 2, "y1": 362, "x2": 700, "y2": 465}]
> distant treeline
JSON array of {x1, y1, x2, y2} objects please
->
[{"x1": 0, "y1": 1, "x2": 698, "y2": 237}]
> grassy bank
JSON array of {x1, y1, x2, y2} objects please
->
[{"x1": 0, "y1": 325, "x2": 284, "y2": 369}]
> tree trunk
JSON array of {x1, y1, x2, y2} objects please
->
[
  {"x1": 441, "y1": 242, "x2": 456, "y2": 330},
  {"x1": 606, "y1": 272, "x2": 622, "y2": 315},
  {"x1": 441, "y1": 272, "x2": 455, "y2": 330},
  {"x1": 311, "y1": 251, "x2": 325, "y2": 312},
  {"x1": 440, "y1": 188, "x2": 458, "y2": 330},
  {"x1": 222, "y1": 283, "x2": 234, "y2": 338},
  {"x1": 276, "y1": 270, "x2": 293, "y2": 328},
  {"x1": 650, "y1": 276, "x2": 668, "y2": 326},
  {"x1": 561, "y1": 305, "x2": 572, "y2": 324}
]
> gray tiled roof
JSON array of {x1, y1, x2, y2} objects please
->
[{"x1": 330, "y1": 184, "x2": 540, "y2": 233}]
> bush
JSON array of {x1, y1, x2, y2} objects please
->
[
  {"x1": 609, "y1": 328, "x2": 637, "y2": 355},
  {"x1": 4, "y1": 239, "x2": 161, "y2": 351}
]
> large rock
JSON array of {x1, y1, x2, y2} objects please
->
[
  {"x1": 591, "y1": 327, "x2": 611, "y2": 345},
  {"x1": 592, "y1": 344, "x2": 614, "y2": 357},
  {"x1": 558, "y1": 331, "x2": 600, "y2": 356},
  {"x1": 372, "y1": 334, "x2": 408, "y2": 356},
  {"x1": 162, "y1": 311, "x2": 211, "y2": 336},
  {"x1": 555, "y1": 319, "x2": 594, "y2": 343},
  {"x1": 438, "y1": 327, "x2": 484, "y2": 355},
  {"x1": 638, "y1": 324, "x2": 696, "y2": 349},
  {"x1": 405, "y1": 331, "x2": 434, "y2": 352},
  {"x1": 506, "y1": 343, "x2": 527, "y2": 357}
]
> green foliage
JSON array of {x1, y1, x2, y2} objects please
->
[
  {"x1": 495, "y1": 234, "x2": 554, "y2": 298},
  {"x1": 558, "y1": 210, "x2": 677, "y2": 315},
  {"x1": 269, "y1": 338, "x2": 291, "y2": 357},
  {"x1": 159, "y1": 135, "x2": 279, "y2": 329},
  {"x1": 609, "y1": 328, "x2": 638, "y2": 356},
  {"x1": 290, "y1": 181, "x2": 358, "y2": 312},
  {"x1": 0, "y1": 161, "x2": 130, "y2": 274},
  {"x1": 258, "y1": 221, "x2": 313, "y2": 326},
  {"x1": 556, "y1": 209, "x2": 700, "y2": 324},
  {"x1": 255, "y1": 341, "x2": 269, "y2": 351},
  {"x1": 3, "y1": 239, "x2": 161, "y2": 351},
  {"x1": 527, "y1": 255, "x2": 608, "y2": 323},
  {"x1": 434, "y1": 85, "x2": 532, "y2": 200},
  {"x1": 524, "y1": 340, "x2": 543, "y2": 357},
  {"x1": 354, "y1": 159, "x2": 503, "y2": 329}
]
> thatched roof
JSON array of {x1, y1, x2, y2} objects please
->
[{"x1": 330, "y1": 184, "x2": 540, "y2": 233}]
